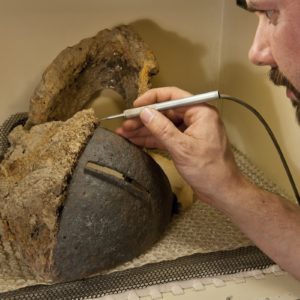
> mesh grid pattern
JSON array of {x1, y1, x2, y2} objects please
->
[
  {"x1": 0, "y1": 113, "x2": 286, "y2": 299},
  {"x1": 0, "y1": 113, "x2": 28, "y2": 161},
  {"x1": 0, "y1": 246, "x2": 273, "y2": 300}
]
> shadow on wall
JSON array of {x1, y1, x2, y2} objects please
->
[
  {"x1": 220, "y1": 62, "x2": 299, "y2": 198},
  {"x1": 130, "y1": 19, "x2": 211, "y2": 93}
]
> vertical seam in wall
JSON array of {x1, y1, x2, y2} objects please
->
[{"x1": 217, "y1": 0, "x2": 226, "y2": 116}]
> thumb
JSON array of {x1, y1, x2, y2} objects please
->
[{"x1": 140, "y1": 108, "x2": 183, "y2": 152}]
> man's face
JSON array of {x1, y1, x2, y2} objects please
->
[{"x1": 239, "y1": 0, "x2": 300, "y2": 122}]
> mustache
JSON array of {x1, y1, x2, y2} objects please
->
[
  {"x1": 269, "y1": 68, "x2": 300, "y2": 99},
  {"x1": 269, "y1": 68, "x2": 300, "y2": 124},
  {"x1": 269, "y1": 68, "x2": 291, "y2": 87}
]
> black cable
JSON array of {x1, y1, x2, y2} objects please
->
[{"x1": 220, "y1": 94, "x2": 300, "y2": 205}]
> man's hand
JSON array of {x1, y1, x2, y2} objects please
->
[
  {"x1": 116, "y1": 87, "x2": 243, "y2": 204},
  {"x1": 118, "y1": 86, "x2": 300, "y2": 280}
]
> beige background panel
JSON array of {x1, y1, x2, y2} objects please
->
[{"x1": 0, "y1": 0, "x2": 223, "y2": 122}]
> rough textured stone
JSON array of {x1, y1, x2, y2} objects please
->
[
  {"x1": 0, "y1": 109, "x2": 98, "y2": 279},
  {"x1": 27, "y1": 25, "x2": 159, "y2": 126}
]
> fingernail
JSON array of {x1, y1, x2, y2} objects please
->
[{"x1": 140, "y1": 108, "x2": 154, "y2": 124}]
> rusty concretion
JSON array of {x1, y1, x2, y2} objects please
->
[{"x1": 27, "y1": 25, "x2": 159, "y2": 126}]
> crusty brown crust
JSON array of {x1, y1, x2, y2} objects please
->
[
  {"x1": 27, "y1": 25, "x2": 158, "y2": 126},
  {"x1": 0, "y1": 109, "x2": 98, "y2": 279}
]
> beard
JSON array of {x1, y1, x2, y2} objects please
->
[{"x1": 269, "y1": 68, "x2": 300, "y2": 124}]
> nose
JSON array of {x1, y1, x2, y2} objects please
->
[{"x1": 248, "y1": 20, "x2": 275, "y2": 66}]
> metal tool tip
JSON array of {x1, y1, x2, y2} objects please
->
[{"x1": 100, "y1": 113, "x2": 124, "y2": 121}]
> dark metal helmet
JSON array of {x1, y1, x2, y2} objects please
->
[{"x1": 52, "y1": 127, "x2": 174, "y2": 281}]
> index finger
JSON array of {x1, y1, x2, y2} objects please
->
[
  {"x1": 119, "y1": 106, "x2": 185, "y2": 132},
  {"x1": 134, "y1": 87, "x2": 192, "y2": 107}
]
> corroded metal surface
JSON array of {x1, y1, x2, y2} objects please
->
[{"x1": 52, "y1": 127, "x2": 174, "y2": 281}]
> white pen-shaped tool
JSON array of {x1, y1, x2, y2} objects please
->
[{"x1": 100, "y1": 90, "x2": 220, "y2": 120}]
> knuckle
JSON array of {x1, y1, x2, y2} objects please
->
[
  {"x1": 202, "y1": 105, "x2": 219, "y2": 116},
  {"x1": 185, "y1": 105, "x2": 220, "y2": 125},
  {"x1": 198, "y1": 106, "x2": 220, "y2": 124}
]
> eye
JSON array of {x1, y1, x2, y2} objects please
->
[
  {"x1": 265, "y1": 10, "x2": 274, "y2": 19},
  {"x1": 265, "y1": 10, "x2": 279, "y2": 25}
]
